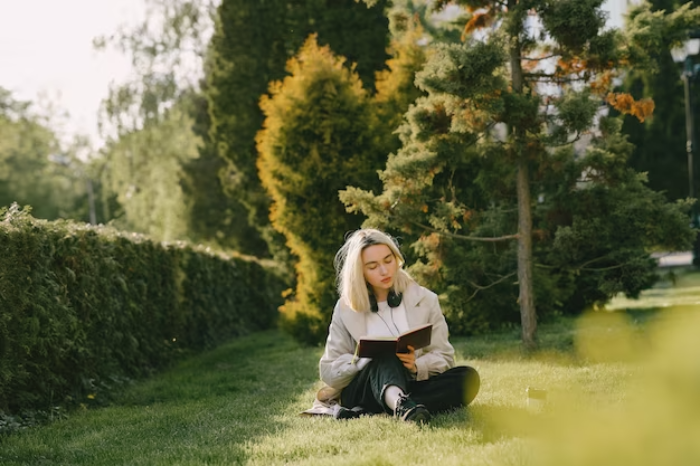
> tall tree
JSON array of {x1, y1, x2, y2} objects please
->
[
  {"x1": 179, "y1": 89, "x2": 270, "y2": 254},
  {"x1": 205, "y1": 0, "x2": 391, "y2": 260},
  {"x1": 620, "y1": 0, "x2": 700, "y2": 201},
  {"x1": 344, "y1": 0, "x2": 700, "y2": 348},
  {"x1": 257, "y1": 36, "x2": 390, "y2": 343},
  {"x1": 95, "y1": 0, "x2": 215, "y2": 136},
  {"x1": 102, "y1": 106, "x2": 200, "y2": 240},
  {"x1": 0, "y1": 88, "x2": 84, "y2": 220},
  {"x1": 95, "y1": 0, "x2": 254, "y2": 248}
]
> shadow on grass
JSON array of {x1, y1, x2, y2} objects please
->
[
  {"x1": 451, "y1": 318, "x2": 578, "y2": 365},
  {"x1": 431, "y1": 404, "x2": 539, "y2": 443},
  {"x1": 451, "y1": 308, "x2": 672, "y2": 366},
  {"x1": 8, "y1": 308, "x2": 673, "y2": 464},
  {"x1": 0, "y1": 330, "x2": 323, "y2": 466}
]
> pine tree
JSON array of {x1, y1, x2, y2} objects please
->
[{"x1": 344, "y1": 0, "x2": 700, "y2": 348}]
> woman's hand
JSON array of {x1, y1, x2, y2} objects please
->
[{"x1": 396, "y1": 345, "x2": 417, "y2": 374}]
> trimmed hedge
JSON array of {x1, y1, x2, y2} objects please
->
[{"x1": 0, "y1": 205, "x2": 286, "y2": 414}]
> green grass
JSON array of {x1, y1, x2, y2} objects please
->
[
  {"x1": 606, "y1": 269, "x2": 700, "y2": 312},
  {"x1": 0, "y1": 322, "x2": 644, "y2": 466},
  {"x1": 3, "y1": 273, "x2": 700, "y2": 465}
]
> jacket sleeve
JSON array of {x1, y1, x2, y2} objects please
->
[
  {"x1": 319, "y1": 302, "x2": 361, "y2": 389},
  {"x1": 414, "y1": 291, "x2": 455, "y2": 381}
]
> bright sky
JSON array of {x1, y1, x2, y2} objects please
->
[
  {"x1": 0, "y1": 0, "x2": 630, "y2": 152},
  {"x1": 0, "y1": 0, "x2": 145, "y2": 149}
]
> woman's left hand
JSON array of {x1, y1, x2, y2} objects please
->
[{"x1": 396, "y1": 345, "x2": 417, "y2": 374}]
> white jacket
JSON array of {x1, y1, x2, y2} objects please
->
[{"x1": 319, "y1": 281, "x2": 455, "y2": 389}]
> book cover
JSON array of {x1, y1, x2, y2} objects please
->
[{"x1": 355, "y1": 323, "x2": 432, "y2": 359}]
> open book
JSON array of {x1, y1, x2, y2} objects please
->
[{"x1": 354, "y1": 323, "x2": 432, "y2": 360}]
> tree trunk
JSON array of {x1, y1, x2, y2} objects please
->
[
  {"x1": 508, "y1": 1, "x2": 537, "y2": 350},
  {"x1": 516, "y1": 157, "x2": 537, "y2": 350}
]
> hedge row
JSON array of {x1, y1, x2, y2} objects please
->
[{"x1": 0, "y1": 205, "x2": 286, "y2": 414}]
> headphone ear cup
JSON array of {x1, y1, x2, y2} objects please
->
[{"x1": 387, "y1": 290, "x2": 403, "y2": 308}]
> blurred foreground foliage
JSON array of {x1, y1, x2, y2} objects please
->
[{"x1": 528, "y1": 308, "x2": 700, "y2": 466}]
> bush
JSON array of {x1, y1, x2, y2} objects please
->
[
  {"x1": 256, "y1": 36, "x2": 385, "y2": 344},
  {"x1": 0, "y1": 205, "x2": 285, "y2": 415}
]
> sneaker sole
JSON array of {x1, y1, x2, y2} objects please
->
[{"x1": 406, "y1": 407, "x2": 431, "y2": 424}]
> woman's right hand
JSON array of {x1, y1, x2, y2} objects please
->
[{"x1": 396, "y1": 345, "x2": 417, "y2": 374}]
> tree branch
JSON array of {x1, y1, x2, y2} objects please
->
[
  {"x1": 523, "y1": 72, "x2": 588, "y2": 84},
  {"x1": 464, "y1": 272, "x2": 517, "y2": 303},
  {"x1": 467, "y1": 272, "x2": 517, "y2": 290},
  {"x1": 535, "y1": 254, "x2": 650, "y2": 272},
  {"x1": 520, "y1": 54, "x2": 558, "y2": 61},
  {"x1": 408, "y1": 220, "x2": 519, "y2": 242},
  {"x1": 579, "y1": 263, "x2": 629, "y2": 272}
]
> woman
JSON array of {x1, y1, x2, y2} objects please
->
[{"x1": 314, "y1": 228, "x2": 480, "y2": 422}]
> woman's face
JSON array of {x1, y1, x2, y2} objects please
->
[{"x1": 361, "y1": 244, "x2": 398, "y2": 299}]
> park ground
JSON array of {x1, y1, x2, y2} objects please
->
[{"x1": 1, "y1": 269, "x2": 700, "y2": 465}]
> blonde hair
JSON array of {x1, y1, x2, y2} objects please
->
[{"x1": 334, "y1": 228, "x2": 414, "y2": 312}]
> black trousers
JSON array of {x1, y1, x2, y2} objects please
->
[{"x1": 340, "y1": 354, "x2": 480, "y2": 414}]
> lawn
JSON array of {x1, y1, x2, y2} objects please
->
[{"x1": 2, "y1": 272, "x2": 700, "y2": 465}]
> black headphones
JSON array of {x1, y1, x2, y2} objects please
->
[{"x1": 369, "y1": 290, "x2": 403, "y2": 313}]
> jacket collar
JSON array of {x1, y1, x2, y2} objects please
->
[{"x1": 337, "y1": 281, "x2": 427, "y2": 341}]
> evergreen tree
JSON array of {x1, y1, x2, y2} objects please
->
[
  {"x1": 344, "y1": 1, "x2": 700, "y2": 348},
  {"x1": 205, "y1": 0, "x2": 390, "y2": 260},
  {"x1": 374, "y1": 9, "x2": 429, "y2": 156},
  {"x1": 620, "y1": 0, "x2": 700, "y2": 201},
  {"x1": 256, "y1": 36, "x2": 385, "y2": 343},
  {"x1": 179, "y1": 89, "x2": 270, "y2": 255}
]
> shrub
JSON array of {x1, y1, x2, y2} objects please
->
[
  {"x1": 256, "y1": 36, "x2": 384, "y2": 344},
  {"x1": 0, "y1": 205, "x2": 285, "y2": 414}
]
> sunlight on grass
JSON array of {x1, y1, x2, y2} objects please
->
[
  {"x1": 606, "y1": 271, "x2": 700, "y2": 311},
  {"x1": 2, "y1": 304, "x2": 700, "y2": 465},
  {"x1": 241, "y1": 315, "x2": 649, "y2": 466}
]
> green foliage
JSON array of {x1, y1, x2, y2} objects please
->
[
  {"x1": 177, "y1": 91, "x2": 273, "y2": 256},
  {"x1": 8, "y1": 309, "x2": 700, "y2": 464},
  {"x1": 257, "y1": 36, "x2": 386, "y2": 344},
  {"x1": 0, "y1": 88, "x2": 85, "y2": 221},
  {"x1": 374, "y1": 12, "x2": 429, "y2": 154},
  {"x1": 539, "y1": 118, "x2": 694, "y2": 313},
  {"x1": 341, "y1": 1, "x2": 699, "y2": 338},
  {"x1": 416, "y1": 39, "x2": 508, "y2": 101},
  {"x1": 95, "y1": 0, "x2": 215, "y2": 135},
  {"x1": 627, "y1": 2, "x2": 700, "y2": 59},
  {"x1": 554, "y1": 90, "x2": 600, "y2": 134},
  {"x1": 95, "y1": 1, "x2": 254, "y2": 253},
  {"x1": 0, "y1": 205, "x2": 285, "y2": 415},
  {"x1": 205, "y1": 0, "x2": 391, "y2": 260},
  {"x1": 101, "y1": 107, "x2": 200, "y2": 241},
  {"x1": 620, "y1": 0, "x2": 700, "y2": 200},
  {"x1": 538, "y1": 0, "x2": 607, "y2": 53}
]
